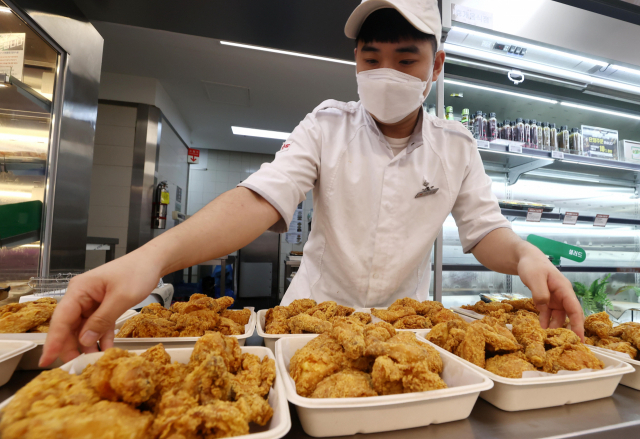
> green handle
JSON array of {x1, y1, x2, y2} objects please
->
[
  {"x1": 527, "y1": 234, "x2": 586, "y2": 265},
  {"x1": 0, "y1": 200, "x2": 42, "y2": 241}
]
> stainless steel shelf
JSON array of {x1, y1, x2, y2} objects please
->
[{"x1": 500, "y1": 208, "x2": 640, "y2": 226}]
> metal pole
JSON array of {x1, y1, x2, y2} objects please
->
[{"x1": 433, "y1": 67, "x2": 445, "y2": 302}]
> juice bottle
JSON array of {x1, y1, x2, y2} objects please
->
[
  {"x1": 524, "y1": 119, "x2": 531, "y2": 145},
  {"x1": 570, "y1": 128, "x2": 584, "y2": 155},
  {"x1": 446, "y1": 106, "x2": 454, "y2": 121},
  {"x1": 461, "y1": 108, "x2": 470, "y2": 129},
  {"x1": 549, "y1": 123, "x2": 558, "y2": 151},
  {"x1": 530, "y1": 120, "x2": 538, "y2": 149},
  {"x1": 537, "y1": 122, "x2": 544, "y2": 149},
  {"x1": 516, "y1": 118, "x2": 525, "y2": 142},
  {"x1": 558, "y1": 125, "x2": 570, "y2": 152},
  {"x1": 473, "y1": 111, "x2": 483, "y2": 139},
  {"x1": 497, "y1": 122, "x2": 503, "y2": 139},
  {"x1": 488, "y1": 112, "x2": 497, "y2": 141},
  {"x1": 504, "y1": 119, "x2": 512, "y2": 141},
  {"x1": 482, "y1": 113, "x2": 488, "y2": 140},
  {"x1": 542, "y1": 122, "x2": 551, "y2": 151}
]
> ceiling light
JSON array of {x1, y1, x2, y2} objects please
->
[
  {"x1": 561, "y1": 102, "x2": 640, "y2": 121},
  {"x1": 0, "y1": 6, "x2": 11, "y2": 13},
  {"x1": 0, "y1": 190, "x2": 31, "y2": 199},
  {"x1": 19, "y1": 244, "x2": 40, "y2": 248},
  {"x1": 220, "y1": 41, "x2": 356, "y2": 66},
  {"x1": 444, "y1": 78, "x2": 558, "y2": 104},
  {"x1": 231, "y1": 126, "x2": 290, "y2": 140},
  {"x1": 451, "y1": 26, "x2": 608, "y2": 67},
  {"x1": 611, "y1": 64, "x2": 640, "y2": 76}
]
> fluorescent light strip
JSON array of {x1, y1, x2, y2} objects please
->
[
  {"x1": 451, "y1": 26, "x2": 608, "y2": 67},
  {"x1": 561, "y1": 102, "x2": 640, "y2": 121},
  {"x1": 528, "y1": 171, "x2": 600, "y2": 183},
  {"x1": 485, "y1": 149, "x2": 554, "y2": 162},
  {"x1": 443, "y1": 43, "x2": 640, "y2": 96},
  {"x1": 0, "y1": 6, "x2": 11, "y2": 13},
  {"x1": 232, "y1": 126, "x2": 290, "y2": 140},
  {"x1": 220, "y1": 41, "x2": 356, "y2": 66},
  {"x1": 0, "y1": 190, "x2": 31, "y2": 199},
  {"x1": 0, "y1": 132, "x2": 48, "y2": 143},
  {"x1": 444, "y1": 78, "x2": 558, "y2": 104}
]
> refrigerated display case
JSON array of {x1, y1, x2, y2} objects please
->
[{"x1": 434, "y1": 0, "x2": 640, "y2": 322}]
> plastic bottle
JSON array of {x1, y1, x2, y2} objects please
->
[
  {"x1": 482, "y1": 113, "x2": 488, "y2": 141},
  {"x1": 530, "y1": 119, "x2": 538, "y2": 149},
  {"x1": 549, "y1": 123, "x2": 558, "y2": 151},
  {"x1": 542, "y1": 122, "x2": 551, "y2": 151},
  {"x1": 511, "y1": 120, "x2": 517, "y2": 141},
  {"x1": 488, "y1": 112, "x2": 497, "y2": 141},
  {"x1": 537, "y1": 122, "x2": 544, "y2": 150},
  {"x1": 461, "y1": 108, "x2": 470, "y2": 129},
  {"x1": 558, "y1": 125, "x2": 570, "y2": 152},
  {"x1": 445, "y1": 106, "x2": 454, "y2": 121},
  {"x1": 570, "y1": 128, "x2": 584, "y2": 155},
  {"x1": 516, "y1": 118, "x2": 525, "y2": 142},
  {"x1": 504, "y1": 119, "x2": 512, "y2": 141},
  {"x1": 473, "y1": 111, "x2": 483, "y2": 139},
  {"x1": 524, "y1": 119, "x2": 531, "y2": 145}
]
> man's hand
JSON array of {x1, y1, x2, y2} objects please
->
[{"x1": 472, "y1": 228, "x2": 584, "y2": 339}]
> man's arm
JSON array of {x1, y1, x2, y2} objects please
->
[
  {"x1": 471, "y1": 228, "x2": 584, "y2": 338},
  {"x1": 41, "y1": 187, "x2": 280, "y2": 366}
]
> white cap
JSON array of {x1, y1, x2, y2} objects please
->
[{"x1": 345, "y1": 0, "x2": 442, "y2": 48}]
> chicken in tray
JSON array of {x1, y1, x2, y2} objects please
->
[
  {"x1": 0, "y1": 333, "x2": 276, "y2": 439},
  {"x1": 289, "y1": 317, "x2": 447, "y2": 399},
  {"x1": 116, "y1": 294, "x2": 250, "y2": 338},
  {"x1": 0, "y1": 298, "x2": 57, "y2": 333},
  {"x1": 426, "y1": 314, "x2": 604, "y2": 378},
  {"x1": 582, "y1": 312, "x2": 640, "y2": 360},
  {"x1": 461, "y1": 298, "x2": 545, "y2": 326}
]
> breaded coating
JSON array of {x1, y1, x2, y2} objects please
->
[
  {"x1": 543, "y1": 343, "x2": 604, "y2": 373},
  {"x1": 334, "y1": 305, "x2": 355, "y2": 317},
  {"x1": 265, "y1": 306, "x2": 291, "y2": 334},
  {"x1": 311, "y1": 369, "x2": 377, "y2": 398},
  {"x1": 461, "y1": 300, "x2": 513, "y2": 315},
  {"x1": 584, "y1": 312, "x2": 613, "y2": 339},
  {"x1": 213, "y1": 316, "x2": 245, "y2": 335},
  {"x1": 190, "y1": 332, "x2": 242, "y2": 373},
  {"x1": 221, "y1": 309, "x2": 252, "y2": 326},
  {"x1": 596, "y1": 338, "x2": 638, "y2": 358},
  {"x1": 389, "y1": 298, "x2": 428, "y2": 315},
  {"x1": 455, "y1": 325, "x2": 486, "y2": 368},
  {"x1": 231, "y1": 353, "x2": 276, "y2": 399},
  {"x1": 364, "y1": 321, "x2": 396, "y2": 346},
  {"x1": 393, "y1": 315, "x2": 432, "y2": 329},
  {"x1": 371, "y1": 306, "x2": 416, "y2": 323},
  {"x1": 305, "y1": 301, "x2": 339, "y2": 320},
  {"x1": 331, "y1": 317, "x2": 366, "y2": 359},
  {"x1": 512, "y1": 313, "x2": 547, "y2": 367},
  {"x1": 430, "y1": 308, "x2": 466, "y2": 325},
  {"x1": 485, "y1": 352, "x2": 536, "y2": 378},
  {"x1": 426, "y1": 321, "x2": 467, "y2": 353},
  {"x1": 286, "y1": 299, "x2": 317, "y2": 316},
  {"x1": 183, "y1": 353, "x2": 232, "y2": 404},
  {"x1": 140, "y1": 302, "x2": 173, "y2": 319},
  {"x1": 288, "y1": 313, "x2": 332, "y2": 334},
  {"x1": 0, "y1": 300, "x2": 54, "y2": 333},
  {"x1": 546, "y1": 328, "x2": 580, "y2": 347},
  {"x1": 501, "y1": 298, "x2": 539, "y2": 314}
]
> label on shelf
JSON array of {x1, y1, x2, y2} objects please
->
[
  {"x1": 563, "y1": 212, "x2": 579, "y2": 225},
  {"x1": 552, "y1": 151, "x2": 564, "y2": 160},
  {"x1": 526, "y1": 208, "x2": 543, "y2": 222},
  {"x1": 477, "y1": 140, "x2": 490, "y2": 149},
  {"x1": 508, "y1": 143, "x2": 523, "y2": 154},
  {"x1": 594, "y1": 214, "x2": 609, "y2": 227}
]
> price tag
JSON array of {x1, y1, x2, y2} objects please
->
[
  {"x1": 526, "y1": 208, "x2": 543, "y2": 222},
  {"x1": 476, "y1": 140, "x2": 490, "y2": 149},
  {"x1": 594, "y1": 214, "x2": 609, "y2": 227},
  {"x1": 552, "y1": 151, "x2": 564, "y2": 160},
  {"x1": 563, "y1": 212, "x2": 579, "y2": 225},
  {"x1": 508, "y1": 143, "x2": 523, "y2": 154}
]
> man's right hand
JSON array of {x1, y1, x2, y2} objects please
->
[{"x1": 39, "y1": 254, "x2": 162, "y2": 366}]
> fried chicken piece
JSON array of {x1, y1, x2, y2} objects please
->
[
  {"x1": 371, "y1": 354, "x2": 447, "y2": 395},
  {"x1": 389, "y1": 298, "x2": 428, "y2": 315},
  {"x1": 334, "y1": 305, "x2": 355, "y2": 317},
  {"x1": 365, "y1": 332, "x2": 443, "y2": 375},
  {"x1": 147, "y1": 390, "x2": 199, "y2": 438},
  {"x1": 265, "y1": 306, "x2": 291, "y2": 334},
  {"x1": 86, "y1": 348, "x2": 157, "y2": 405},
  {"x1": 364, "y1": 321, "x2": 396, "y2": 347},
  {"x1": 543, "y1": 343, "x2": 604, "y2": 373},
  {"x1": 485, "y1": 352, "x2": 536, "y2": 378},
  {"x1": 596, "y1": 338, "x2": 638, "y2": 358},
  {"x1": 0, "y1": 302, "x2": 27, "y2": 318},
  {"x1": 420, "y1": 300, "x2": 444, "y2": 318},
  {"x1": 288, "y1": 313, "x2": 332, "y2": 334},
  {"x1": 331, "y1": 317, "x2": 365, "y2": 359},
  {"x1": 213, "y1": 316, "x2": 245, "y2": 335},
  {"x1": 393, "y1": 315, "x2": 432, "y2": 329},
  {"x1": 501, "y1": 298, "x2": 539, "y2": 314},
  {"x1": 234, "y1": 394, "x2": 274, "y2": 426},
  {"x1": 183, "y1": 353, "x2": 233, "y2": 404},
  {"x1": 430, "y1": 308, "x2": 466, "y2": 325},
  {"x1": 289, "y1": 333, "x2": 358, "y2": 397},
  {"x1": 1, "y1": 400, "x2": 153, "y2": 439},
  {"x1": 231, "y1": 353, "x2": 276, "y2": 399},
  {"x1": 487, "y1": 309, "x2": 510, "y2": 325},
  {"x1": 621, "y1": 323, "x2": 640, "y2": 350},
  {"x1": 221, "y1": 309, "x2": 251, "y2": 326},
  {"x1": 115, "y1": 314, "x2": 179, "y2": 338},
  {"x1": 609, "y1": 322, "x2": 636, "y2": 338},
  {"x1": 349, "y1": 312, "x2": 373, "y2": 325},
  {"x1": 546, "y1": 328, "x2": 580, "y2": 347},
  {"x1": 286, "y1": 299, "x2": 317, "y2": 316},
  {"x1": 213, "y1": 296, "x2": 235, "y2": 313},
  {"x1": 28, "y1": 324, "x2": 49, "y2": 333},
  {"x1": 171, "y1": 309, "x2": 220, "y2": 332},
  {"x1": 584, "y1": 336, "x2": 598, "y2": 346},
  {"x1": 170, "y1": 301, "x2": 188, "y2": 314},
  {"x1": 462, "y1": 300, "x2": 513, "y2": 315},
  {"x1": 584, "y1": 312, "x2": 613, "y2": 339},
  {"x1": 511, "y1": 313, "x2": 546, "y2": 367},
  {"x1": 141, "y1": 302, "x2": 173, "y2": 319},
  {"x1": 311, "y1": 370, "x2": 377, "y2": 398},
  {"x1": 371, "y1": 306, "x2": 416, "y2": 323},
  {"x1": 0, "y1": 368, "x2": 100, "y2": 429},
  {"x1": 0, "y1": 301, "x2": 54, "y2": 333},
  {"x1": 474, "y1": 318, "x2": 521, "y2": 353},
  {"x1": 455, "y1": 325, "x2": 486, "y2": 368},
  {"x1": 305, "y1": 301, "x2": 339, "y2": 320},
  {"x1": 190, "y1": 331, "x2": 242, "y2": 373},
  {"x1": 425, "y1": 321, "x2": 467, "y2": 353}
]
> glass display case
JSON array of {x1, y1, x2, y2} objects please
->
[{"x1": 435, "y1": 7, "x2": 640, "y2": 323}]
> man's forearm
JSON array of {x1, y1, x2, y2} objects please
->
[
  {"x1": 134, "y1": 187, "x2": 281, "y2": 276},
  {"x1": 471, "y1": 228, "x2": 542, "y2": 275}
]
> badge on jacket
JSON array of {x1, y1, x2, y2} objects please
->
[{"x1": 415, "y1": 179, "x2": 439, "y2": 198}]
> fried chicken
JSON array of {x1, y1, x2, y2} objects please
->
[
  {"x1": 364, "y1": 321, "x2": 396, "y2": 347},
  {"x1": 265, "y1": 306, "x2": 291, "y2": 334},
  {"x1": 116, "y1": 314, "x2": 180, "y2": 338},
  {"x1": 305, "y1": 301, "x2": 339, "y2": 320},
  {"x1": 425, "y1": 320, "x2": 467, "y2": 353},
  {"x1": 371, "y1": 306, "x2": 416, "y2": 323},
  {"x1": 0, "y1": 299, "x2": 55, "y2": 333},
  {"x1": 461, "y1": 300, "x2": 513, "y2": 315},
  {"x1": 584, "y1": 312, "x2": 613, "y2": 339},
  {"x1": 141, "y1": 302, "x2": 173, "y2": 319},
  {"x1": 331, "y1": 317, "x2": 366, "y2": 359},
  {"x1": 485, "y1": 352, "x2": 536, "y2": 378},
  {"x1": 546, "y1": 328, "x2": 580, "y2": 347},
  {"x1": 430, "y1": 308, "x2": 466, "y2": 325},
  {"x1": 389, "y1": 298, "x2": 428, "y2": 315},
  {"x1": 393, "y1": 315, "x2": 432, "y2": 329},
  {"x1": 213, "y1": 316, "x2": 245, "y2": 336},
  {"x1": 621, "y1": 323, "x2": 640, "y2": 351},
  {"x1": 473, "y1": 318, "x2": 521, "y2": 353},
  {"x1": 501, "y1": 298, "x2": 539, "y2": 314},
  {"x1": 288, "y1": 313, "x2": 332, "y2": 334},
  {"x1": 454, "y1": 324, "x2": 486, "y2": 368},
  {"x1": 286, "y1": 299, "x2": 317, "y2": 315},
  {"x1": 596, "y1": 338, "x2": 638, "y2": 358},
  {"x1": 231, "y1": 353, "x2": 276, "y2": 399},
  {"x1": 512, "y1": 313, "x2": 547, "y2": 367},
  {"x1": 311, "y1": 369, "x2": 377, "y2": 398},
  {"x1": 190, "y1": 332, "x2": 242, "y2": 373},
  {"x1": 183, "y1": 353, "x2": 233, "y2": 404},
  {"x1": 420, "y1": 300, "x2": 444, "y2": 319},
  {"x1": 543, "y1": 343, "x2": 604, "y2": 373},
  {"x1": 221, "y1": 309, "x2": 252, "y2": 326}
]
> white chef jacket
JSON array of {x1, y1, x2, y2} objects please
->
[{"x1": 238, "y1": 100, "x2": 511, "y2": 308}]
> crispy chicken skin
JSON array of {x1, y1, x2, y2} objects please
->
[
  {"x1": 288, "y1": 313, "x2": 332, "y2": 334},
  {"x1": 596, "y1": 338, "x2": 638, "y2": 358},
  {"x1": 426, "y1": 321, "x2": 467, "y2": 353},
  {"x1": 543, "y1": 343, "x2": 604, "y2": 373},
  {"x1": 221, "y1": 309, "x2": 252, "y2": 326},
  {"x1": 311, "y1": 369, "x2": 378, "y2": 398},
  {"x1": 546, "y1": 328, "x2": 580, "y2": 347},
  {"x1": 501, "y1": 298, "x2": 539, "y2": 314},
  {"x1": 455, "y1": 324, "x2": 486, "y2": 368},
  {"x1": 512, "y1": 313, "x2": 547, "y2": 367},
  {"x1": 305, "y1": 301, "x2": 339, "y2": 320},
  {"x1": 371, "y1": 306, "x2": 416, "y2": 323},
  {"x1": 584, "y1": 312, "x2": 614, "y2": 339},
  {"x1": 461, "y1": 300, "x2": 513, "y2": 315},
  {"x1": 393, "y1": 315, "x2": 432, "y2": 329},
  {"x1": 485, "y1": 352, "x2": 536, "y2": 378},
  {"x1": 331, "y1": 317, "x2": 366, "y2": 359},
  {"x1": 231, "y1": 353, "x2": 276, "y2": 399},
  {"x1": 0, "y1": 299, "x2": 55, "y2": 333},
  {"x1": 141, "y1": 302, "x2": 173, "y2": 319}
]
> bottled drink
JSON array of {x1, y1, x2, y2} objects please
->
[
  {"x1": 488, "y1": 112, "x2": 497, "y2": 141},
  {"x1": 461, "y1": 108, "x2": 470, "y2": 129},
  {"x1": 530, "y1": 120, "x2": 538, "y2": 149},
  {"x1": 445, "y1": 106, "x2": 454, "y2": 121},
  {"x1": 558, "y1": 125, "x2": 570, "y2": 152},
  {"x1": 504, "y1": 119, "x2": 512, "y2": 141},
  {"x1": 569, "y1": 128, "x2": 583, "y2": 155},
  {"x1": 516, "y1": 118, "x2": 525, "y2": 142},
  {"x1": 524, "y1": 119, "x2": 531, "y2": 145},
  {"x1": 537, "y1": 122, "x2": 544, "y2": 150},
  {"x1": 549, "y1": 123, "x2": 558, "y2": 151},
  {"x1": 542, "y1": 122, "x2": 551, "y2": 151},
  {"x1": 482, "y1": 113, "x2": 488, "y2": 141}
]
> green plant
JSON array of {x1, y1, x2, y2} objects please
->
[
  {"x1": 573, "y1": 274, "x2": 614, "y2": 315},
  {"x1": 614, "y1": 285, "x2": 640, "y2": 297}
]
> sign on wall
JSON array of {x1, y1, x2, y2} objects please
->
[
  {"x1": 0, "y1": 33, "x2": 25, "y2": 81},
  {"x1": 187, "y1": 148, "x2": 200, "y2": 164}
]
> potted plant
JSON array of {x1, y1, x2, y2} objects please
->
[{"x1": 573, "y1": 274, "x2": 614, "y2": 315}]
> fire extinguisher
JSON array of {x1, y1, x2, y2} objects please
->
[{"x1": 152, "y1": 181, "x2": 169, "y2": 229}]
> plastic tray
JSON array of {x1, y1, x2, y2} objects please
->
[
  {"x1": 588, "y1": 345, "x2": 640, "y2": 391},
  {"x1": 0, "y1": 345, "x2": 290, "y2": 439},
  {"x1": 275, "y1": 334, "x2": 493, "y2": 437},
  {"x1": 0, "y1": 341, "x2": 37, "y2": 386},
  {"x1": 257, "y1": 309, "x2": 307, "y2": 354},
  {"x1": 0, "y1": 309, "x2": 139, "y2": 370},
  {"x1": 112, "y1": 309, "x2": 256, "y2": 350},
  {"x1": 416, "y1": 329, "x2": 633, "y2": 411}
]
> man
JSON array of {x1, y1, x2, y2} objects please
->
[{"x1": 40, "y1": 0, "x2": 584, "y2": 366}]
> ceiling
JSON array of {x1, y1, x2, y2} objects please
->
[{"x1": 95, "y1": 21, "x2": 360, "y2": 154}]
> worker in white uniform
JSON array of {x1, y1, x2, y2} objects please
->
[{"x1": 41, "y1": 0, "x2": 584, "y2": 366}]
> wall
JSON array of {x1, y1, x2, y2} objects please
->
[{"x1": 85, "y1": 103, "x2": 137, "y2": 269}]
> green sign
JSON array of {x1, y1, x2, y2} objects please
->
[{"x1": 527, "y1": 234, "x2": 586, "y2": 265}]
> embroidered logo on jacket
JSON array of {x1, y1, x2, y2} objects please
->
[{"x1": 281, "y1": 142, "x2": 291, "y2": 151}]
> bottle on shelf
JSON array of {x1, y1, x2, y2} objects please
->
[
  {"x1": 497, "y1": 122, "x2": 503, "y2": 139},
  {"x1": 537, "y1": 121, "x2": 544, "y2": 150},
  {"x1": 530, "y1": 119, "x2": 538, "y2": 149},
  {"x1": 549, "y1": 123, "x2": 558, "y2": 151},
  {"x1": 488, "y1": 112, "x2": 497, "y2": 141},
  {"x1": 569, "y1": 128, "x2": 584, "y2": 155},
  {"x1": 558, "y1": 125, "x2": 570, "y2": 152},
  {"x1": 504, "y1": 119, "x2": 512, "y2": 141},
  {"x1": 524, "y1": 119, "x2": 531, "y2": 145},
  {"x1": 511, "y1": 120, "x2": 517, "y2": 142},
  {"x1": 542, "y1": 122, "x2": 551, "y2": 151},
  {"x1": 516, "y1": 118, "x2": 525, "y2": 142},
  {"x1": 445, "y1": 106, "x2": 454, "y2": 121},
  {"x1": 461, "y1": 108, "x2": 470, "y2": 129},
  {"x1": 482, "y1": 113, "x2": 488, "y2": 140},
  {"x1": 473, "y1": 111, "x2": 483, "y2": 139}
]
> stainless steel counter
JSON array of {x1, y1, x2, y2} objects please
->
[{"x1": 2, "y1": 372, "x2": 639, "y2": 438}]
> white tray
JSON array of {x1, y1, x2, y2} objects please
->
[
  {"x1": 416, "y1": 329, "x2": 634, "y2": 411},
  {"x1": 0, "y1": 345, "x2": 291, "y2": 439},
  {"x1": 0, "y1": 309, "x2": 139, "y2": 370},
  {"x1": 257, "y1": 309, "x2": 318, "y2": 353},
  {"x1": 0, "y1": 341, "x2": 37, "y2": 386},
  {"x1": 112, "y1": 309, "x2": 256, "y2": 350},
  {"x1": 588, "y1": 345, "x2": 640, "y2": 391},
  {"x1": 275, "y1": 334, "x2": 493, "y2": 437}
]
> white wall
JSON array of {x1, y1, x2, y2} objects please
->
[{"x1": 85, "y1": 103, "x2": 137, "y2": 269}]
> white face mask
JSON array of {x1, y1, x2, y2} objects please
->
[{"x1": 357, "y1": 68, "x2": 432, "y2": 124}]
